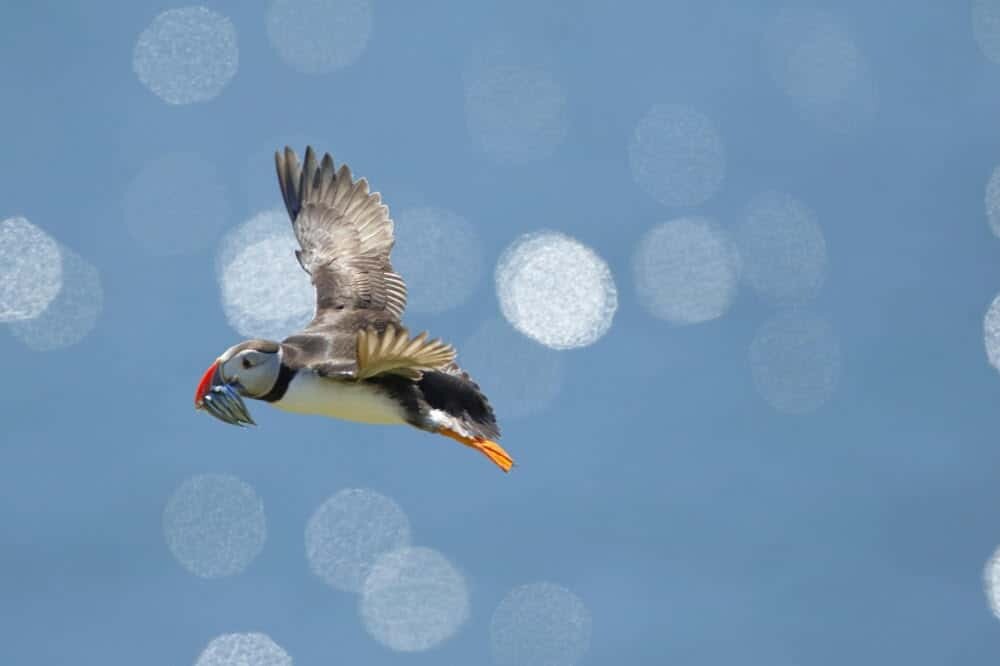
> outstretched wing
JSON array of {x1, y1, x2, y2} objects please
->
[
  {"x1": 275, "y1": 147, "x2": 451, "y2": 381},
  {"x1": 275, "y1": 146, "x2": 406, "y2": 329}
]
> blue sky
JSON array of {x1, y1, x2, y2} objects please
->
[{"x1": 4, "y1": 1, "x2": 1000, "y2": 664}]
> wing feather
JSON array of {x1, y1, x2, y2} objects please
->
[
  {"x1": 355, "y1": 325, "x2": 456, "y2": 381},
  {"x1": 274, "y1": 146, "x2": 406, "y2": 332}
]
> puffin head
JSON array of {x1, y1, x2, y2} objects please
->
[{"x1": 194, "y1": 339, "x2": 282, "y2": 425}]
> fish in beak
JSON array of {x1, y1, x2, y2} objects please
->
[{"x1": 194, "y1": 359, "x2": 256, "y2": 427}]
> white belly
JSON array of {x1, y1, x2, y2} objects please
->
[{"x1": 272, "y1": 372, "x2": 408, "y2": 425}]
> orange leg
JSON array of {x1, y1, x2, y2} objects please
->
[{"x1": 438, "y1": 428, "x2": 515, "y2": 473}]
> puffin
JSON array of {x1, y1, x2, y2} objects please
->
[{"x1": 194, "y1": 146, "x2": 513, "y2": 472}]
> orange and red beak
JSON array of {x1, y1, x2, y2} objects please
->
[
  {"x1": 195, "y1": 358, "x2": 256, "y2": 426},
  {"x1": 194, "y1": 359, "x2": 221, "y2": 409}
]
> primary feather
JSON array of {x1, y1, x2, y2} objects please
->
[
  {"x1": 356, "y1": 325, "x2": 457, "y2": 381},
  {"x1": 275, "y1": 146, "x2": 406, "y2": 329}
]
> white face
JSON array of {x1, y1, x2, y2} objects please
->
[{"x1": 219, "y1": 346, "x2": 281, "y2": 398}]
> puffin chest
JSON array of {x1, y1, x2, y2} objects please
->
[{"x1": 273, "y1": 371, "x2": 409, "y2": 425}]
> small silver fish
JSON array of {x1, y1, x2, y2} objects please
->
[
  {"x1": 208, "y1": 392, "x2": 241, "y2": 424},
  {"x1": 225, "y1": 385, "x2": 256, "y2": 425},
  {"x1": 202, "y1": 384, "x2": 256, "y2": 426},
  {"x1": 202, "y1": 393, "x2": 235, "y2": 425},
  {"x1": 221, "y1": 385, "x2": 256, "y2": 426}
]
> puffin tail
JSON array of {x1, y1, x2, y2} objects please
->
[{"x1": 416, "y1": 367, "x2": 511, "y2": 472}]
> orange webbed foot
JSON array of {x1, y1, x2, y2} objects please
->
[{"x1": 438, "y1": 428, "x2": 514, "y2": 473}]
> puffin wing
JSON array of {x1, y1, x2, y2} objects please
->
[
  {"x1": 355, "y1": 325, "x2": 456, "y2": 381},
  {"x1": 275, "y1": 146, "x2": 406, "y2": 328},
  {"x1": 274, "y1": 147, "x2": 451, "y2": 381}
]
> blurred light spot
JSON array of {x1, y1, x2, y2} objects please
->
[
  {"x1": 123, "y1": 152, "x2": 230, "y2": 256},
  {"x1": 267, "y1": 0, "x2": 372, "y2": 74},
  {"x1": 496, "y1": 231, "x2": 617, "y2": 349},
  {"x1": 983, "y1": 295, "x2": 1000, "y2": 371},
  {"x1": 360, "y1": 546, "x2": 469, "y2": 652},
  {"x1": 633, "y1": 217, "x2": 740, "y2": 325},
  {"x1": 749, "y1": 311, "x2": 840, "y2": 414},
  {"x1": 163, "y1": 474, "x2": 266, "y2": 578},
  {"x1": 767, "y1": 9, "x2": 859, "y2": 106},
  {"x1": 217, "y1": 208, "x2": 291, "y2": 276},
  {"x1": 974, "y1": 0, "x2": 1000, "y2": 64},
  {"x1": 8, "y1": 246, "x2": 102, "y2": 350},
  {"x1": 460, "y1": 317, "x2": 565, "y2": 420},
  {"x1": 133, "y1": 7, "x2": 238, "y2": 105},
  {"x1": 765, "y1": 8, "x2": 877, "y2": 132},
  {"x1": 195, "y1": 632, "x2": 291, "y2": 666},
  {"x1": 737, "y1": 191, "x2": 827, "y2": 307},
  {"x1": 465, "y1": 64, "x2": 568, "y2": 164},
  {"x1": 392, "y1": 207, "x2": 483, "y2": 314},
  {"x1": 0, "y1": 217, "x2": 62, "y2": 322},
  {"x1": 983, "y1": 547, "x2": 1000, "y2": 620},
  {"x1": 305, "y1": 488, "x2": 412, "y2": 593},
  {"x1": 628, "y1": 104, "x2": 726, "y2": 208},
  {"x1": 985, "y1": 166, "x2": 1000, "y2": 238},
  {"x1": 490, "y1": 582, "x2": 592, "y2": 666},
  {"x1": 218, "y1": 209, "x2": 313, "y2": 341}
]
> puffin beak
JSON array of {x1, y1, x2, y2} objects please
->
[
  {"x1": 194, "y1": 359, "x2": 256, "y2": 427},
  {"x1": 195, "y1": 360, "x2": 221, "y2": 409}
]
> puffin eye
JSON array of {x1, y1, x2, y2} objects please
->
[{"x1": 242, "y1": 357, "x2": 252, "y2": 369}]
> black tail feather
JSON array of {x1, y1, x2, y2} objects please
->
[{"x1": 418, "y1": 369, "x2": 500, "y2": 441}]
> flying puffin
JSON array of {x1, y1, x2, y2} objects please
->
[{"x1": 194, "y1": 146, "x2": 513, "y2": 472}]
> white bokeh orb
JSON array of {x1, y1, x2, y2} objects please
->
[
  {"x1": 490, "y1": 582, "x2": 592, "y2": 666},
  {"x1": 765, "y1": 8, "x2": 877, "y2": 132},
  {"x1": 360, "y1": 546, "x2": 469, "y2": 652},
  {"x1": 8, "y1": 246, "x2": 102, "y2": 350},
  {"x1": 496, "y1": 231, "x2": 618, "y2": 350},
  {"x1": 195, "y1": 632, "x2": 292, "y2": 666},
  {"x1": 305, "y1": 488, "x2": 412, "y2": 593},
  {"x1": 392, "y1": 207, "x2": 483, "y2": 314},
  {"x1": 767, "y1": 9, "x2": 859, "y2": 107},
  {"x1": 266, "y1": 0, "x2": 373, "y2": 74},
  {"x1": 737, "y1": 191, "x2": 827, "y2": 307},
  {"x1": 163, "y1": 474, "x2": 267, "y2": 579},
  {"x1": 628, "y1": 104, "x2": 726, "y2": 208},
  {"x1": 633, "y1": 217, "x2": 741, "y2": 325},
  {"x1": 974, "y1": 0, "x2": 1000, "y2": 64},
  {"x1": 985, "y1": 166, "x2": 1000, "y2": 238},
  {"x1": 983, "y1": 294, "x2": 1000, "y2": 372},
  {"x1": 133, "y1": 6, "x2": 239, "y2": 105},
  {"x1": 984, "y1": 546, "x2": 1000, "y2": 621},
  {"x1": 0, "y1": 217, "x2": 62, "y2": 322},
  {"x1": 218, "y1": 209, "x2": 314, "y2": 341}
]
